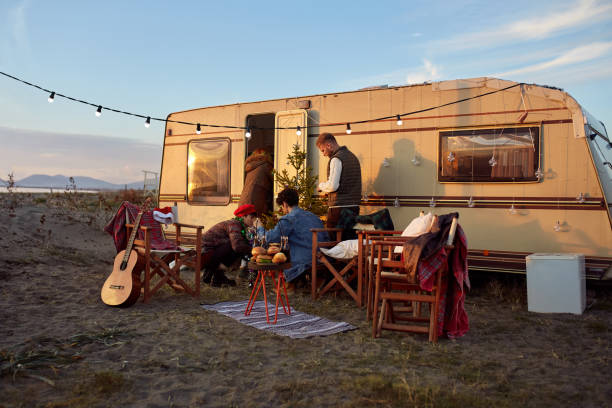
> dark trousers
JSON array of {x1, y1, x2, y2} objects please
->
[{"x1": 201, "y1": 243, "x2": 241, "y2": 271}]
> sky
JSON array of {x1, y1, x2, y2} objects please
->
[{"x1": 1, "y1": 0, "x2": 611, "y2": 184}]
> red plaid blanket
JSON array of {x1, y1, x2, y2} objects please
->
[
  {"x1": 418, "y1": 225, "x2": 470, "y2": 339},
  {"x1": 104, "y1": 201, "x2": 177, "y2": 253}
]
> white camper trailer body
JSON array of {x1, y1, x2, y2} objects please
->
[{"x1": 158, "y1": 78, "x2": 612, "y2": 279}]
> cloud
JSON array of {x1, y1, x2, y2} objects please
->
[
  {"x1": 8, "y1": 1, "x2": 29, "y2": 51},
  {"x1": 434, "y1": 0, "x2": 612, "y2": 51},
  {"x1": 0, "y1": 127, "x2": 162, "y2": 184},
  {"x1": 494, "y1": 41, "x2": 612, "y2": 77},
  {"x1": 405, "y1": 59, "x2": 442, "y2": 84}
]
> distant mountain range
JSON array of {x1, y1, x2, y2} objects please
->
[{"x1": 7, "y1": 174, "x2": 148, "y2": 190}]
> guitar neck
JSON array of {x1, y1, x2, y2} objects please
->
[{"x1": 122, "y1": 211, "x2": 144, "y2": 264}]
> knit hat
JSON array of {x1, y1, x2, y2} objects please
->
[{"x1": 234, "y1": 204, "x2": 256, "y2": 217}]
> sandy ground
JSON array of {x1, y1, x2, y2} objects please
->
[{"x1": 1, "y1": 195, "x2": 611, "y2": 408}]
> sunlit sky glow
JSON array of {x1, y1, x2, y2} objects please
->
[{"x1": 1, "y1": 0, "x2": 611, "y2": 183}]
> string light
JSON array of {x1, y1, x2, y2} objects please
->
[
  {"x1": 0, "y1": 70, "x2": 525, "y2": 132},
  {"x1": 296, "y1": 125, "x2": 301, "y2": 136},
  {"x1": 144, "y1": 116, "x2": 151, "y2": 128},
  {"x1": 245, "y1": 127, "x2": 251, "y2": 139},
  {"x1": 396, "y1": 115, "x2": 403, "y2": 126},
  {"x1": 196, "y1": 123, "x2": 201, "y2": 135},
  {"x1": 48, "y1": 91, "x2": 55, "y2": 103}
]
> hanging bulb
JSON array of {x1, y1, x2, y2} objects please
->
[
  {"x1": 411, "y1": 154, "x2": 421, "y2": 166},
  {"x1": 429, "y1": 197, "x2": 436, "y2": 207},
  {"x1": 396, "y1": 115, "x2": 403, "y2": 126},
  {"x1": 245, "y1": 127, "x2": 251, "y2": 139},
  {"x1": 346, "y1": 123, "x2": 352, "y2": 134},
  {"x1": 144, "y1": 116, "x2": 151, "y2": 128},
  {"x1": 393, "y1": 197, "x2": 400, "y2": 208},
  {"x1": 95, "y1": 105, "x2": 102, "y2": 117},
  {"x1": 553, "y1": 220, "x2": 562, "y2": 232},
  {"x1": 509, "y1": 204, "x2": 517, "y2": 214},
  {"x1": 447, "y1": 152, "x2": 456, "y2": 163},
  {"x1": 296, "y1": 125, "x2": 302, "y2": 136},
  {"x1": 535, "y1": 167, "x2": 544, "y2": 180},
  {"x1": 48, "y1": 92, "x2": 55, "y2": 103},
  {"x1": 576, "y1": 192, "x2": 585, "y2": 203},
  {"x1": 467, "y1": 196, "x2": 475, "y2": 208},
  {"x1": 196, "y1": 123, "x2": 201, "y2": 135},
  {"x1": 488, "y1": 155, "x2": 497, "y2": 167}
]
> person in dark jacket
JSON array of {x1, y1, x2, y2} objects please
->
[
  {"x1": 316, "y1": 132, "x2": 362, "y2": 232},
  {"x1": 238, "y1": 149, "x2": 273, "y2": 215},
  {"x1": 201, "y1": 204, "x2": 257, "y2": 287}
]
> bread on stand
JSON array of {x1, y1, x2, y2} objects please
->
[{"x1": 272, "y1": 252, "x2": 287, "y2": 264}]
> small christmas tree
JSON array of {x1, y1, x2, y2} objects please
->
[{"x1": 261, "y1": 144, "x2": 327, "y2": 228}]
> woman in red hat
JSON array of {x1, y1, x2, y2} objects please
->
[{"x1": 200, "y1": 204, "x2": 257, "y2": 287}]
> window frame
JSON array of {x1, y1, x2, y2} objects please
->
[
  {"x1": 438, "y1": 125, "x2": 541, "y2": 183},
  {"x1": 186, "y1": 137, "x2": 232, "y2": 206}
]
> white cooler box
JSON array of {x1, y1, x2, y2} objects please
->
[{"x1": 526, "y1": 253, "x2": 585, "y2": 314}]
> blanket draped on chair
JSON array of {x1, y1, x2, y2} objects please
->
[
  {"x1": 401, "y1": 212, "x2": 470, "y2": 339},
  {"x1": 104, "y1": 201, "x2": 177, "y2": 253}
]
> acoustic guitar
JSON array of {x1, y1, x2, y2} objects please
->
[{"x1": 101, "y1": 200, "x2": 150, "y2": 307}]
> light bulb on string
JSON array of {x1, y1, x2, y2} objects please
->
[
  {"x1": 245, "y1": 127, "x2": 251, "y2": 139},
  {"x1": 144, "y1": 117, "x2": 151, "y2": 128},
  {"x1": 95, "y1": 105, "x2": 102, "y2": 117},
  {"x1": 346, "y1": 123, "x2": 352, "y2": 134},
  {"x1": 48, "y1": 92, "x2": 55, "y2": 103},
  {"x1": 396, "y1": 115, "x2": 403, "y2": 126},
  {"x1": 196, "y1": 123, "x2": 201, "y2": 135},
  {"x1": 296, "y1": 125, "x2": 301, "y2": 136}
]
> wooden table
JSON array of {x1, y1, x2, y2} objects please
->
[{"x1": 244, "y1": 262, "x2": 292, "y2": 324}]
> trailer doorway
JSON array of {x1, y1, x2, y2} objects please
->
[{"x1": 244, "y1": 110, "x2": 308, "y2": 212}]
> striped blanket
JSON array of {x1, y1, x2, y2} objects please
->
[{"x1": 202, "y1": 300, "x2": 356, "y2": 339}]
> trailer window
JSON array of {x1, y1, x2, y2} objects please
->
[
  {"x1": 187, "y1": 138, "x2": 231, "y2": 205},
  {"x1": 439, "y1": 127, "x2": 539, "y2": 182}
]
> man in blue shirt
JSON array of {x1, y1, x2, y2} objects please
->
[{"x1": 255, "y1": 188, "x2": 328, "y2": 289}]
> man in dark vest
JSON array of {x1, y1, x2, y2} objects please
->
[{"x1": 316, "y1": 132, "x2": 362, "y2": 229}]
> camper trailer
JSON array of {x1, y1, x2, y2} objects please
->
[{"x1": 158, "y1": 77, "x2": 612, "y2": 280}]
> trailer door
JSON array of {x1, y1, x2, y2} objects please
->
[{"x1": 274, "y1": 109, "x2": 308, "y2": 197}]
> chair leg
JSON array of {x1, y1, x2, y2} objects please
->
[{"x1": 376, "y1": 299, "x2": 387, "y2": 338}]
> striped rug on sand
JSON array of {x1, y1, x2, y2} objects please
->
[{"x1": 201, "y1": 300, "x2": 356, "y2": 339}]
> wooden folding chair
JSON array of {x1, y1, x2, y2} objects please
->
[
  {"x1": 371, "y1": 217, "x2": 458, "y2": 342},
  {"x1": 311, "y1": 228, "x2": 363, "y2": 306},
  {"x1": 127, "y1": 219, "x2": 204, "y2": 303}
]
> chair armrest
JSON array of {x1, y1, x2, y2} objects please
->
[
  {"x1": 311, "y1": 228, "x2": 343, "y2": 233},
  {"x1": 126, "y1": 223, "x2": 150, "y2": 231},
  {"x1": 174, "y1": 222, "x2": 204, "y2": 230}
]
